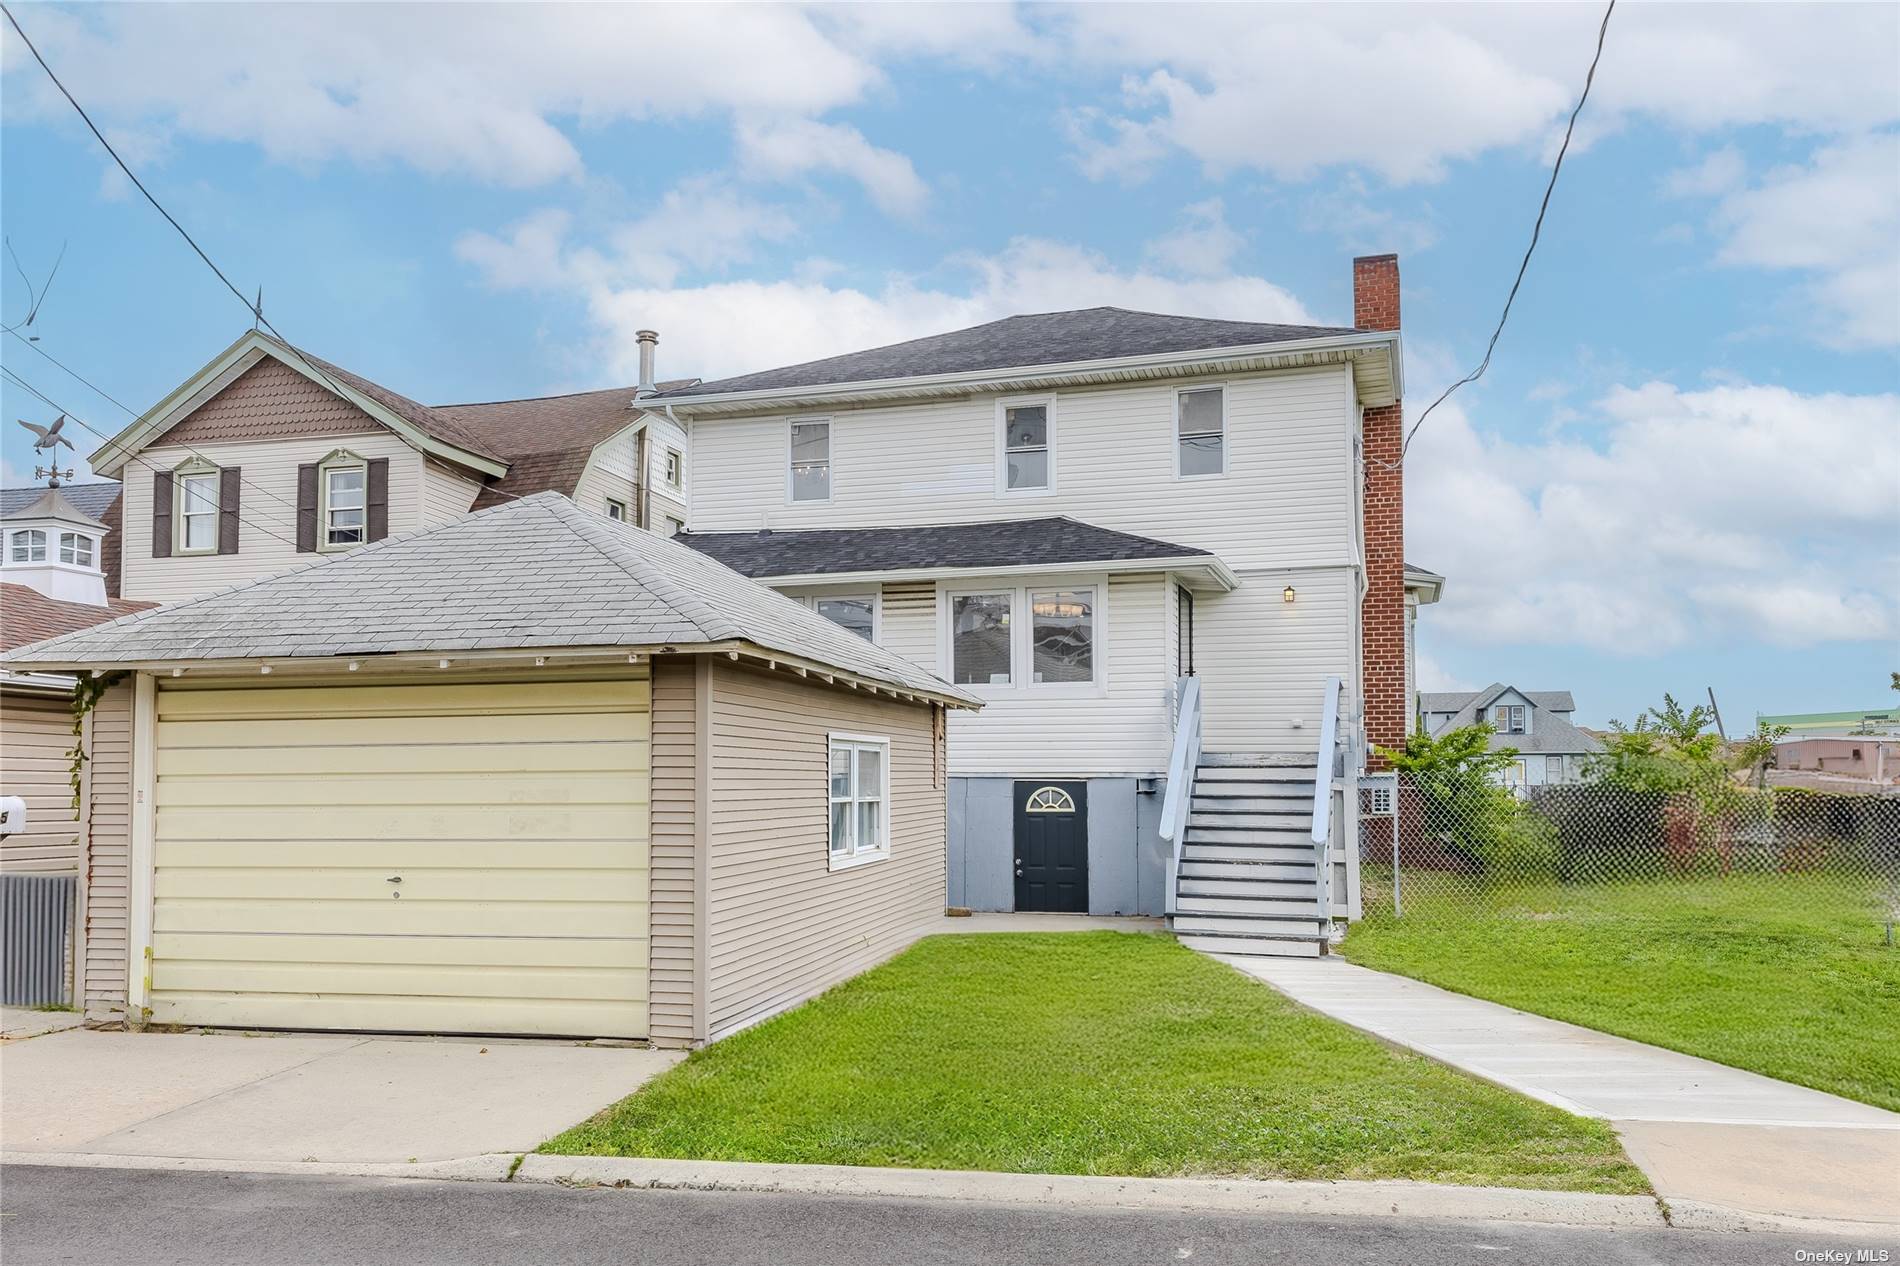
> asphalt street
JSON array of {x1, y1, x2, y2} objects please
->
[{"x1": 4, "y1": 1165, "x2": 1891, "y2": 1266}]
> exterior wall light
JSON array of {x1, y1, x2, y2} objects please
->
[{"x1": 1283, "y1": 586, "x2": 1297, "y2": 604}]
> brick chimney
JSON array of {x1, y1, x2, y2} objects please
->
[{"x1": 1354, "y1": 254, "x2": 1405, "y2": 765}]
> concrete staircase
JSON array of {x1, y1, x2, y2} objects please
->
[{"x1": 1168, "y1": 755, "x2": 1330, "y2": 958}]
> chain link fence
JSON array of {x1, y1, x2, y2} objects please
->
[{"x1": 1358, "y1": 774, "x2": 1900, "y2": 939}]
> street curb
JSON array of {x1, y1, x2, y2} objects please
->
[
  {"x1": 1664, "y1": 1199, "x2": 1900, "y2": 1239},
  {"x1": 0, "y1": 1150, "x2": 516, "y2": 1183},
  {"x1": 513, "y1": 1155, "x2": 1667, "y2": 1230}
]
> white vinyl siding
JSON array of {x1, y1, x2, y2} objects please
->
[
  {"x1": 121, "y1": 432, "x2": 423, "y2": 605},
  {"x1": 572, "y1": 421, "x2": 642, "y2": 526},
  {"x1": 146, "y1": 673, "x2": 651, "y2": 1038},
  {"x1": 1195, "y1": 567, "x2": 1356, "y2": 752},
  {"x1": 689, "y1": 366, "x2": 1355, "y2": 573},
  {"x1": 420, "y1": 458, "x2": 483, "y2": 527}
]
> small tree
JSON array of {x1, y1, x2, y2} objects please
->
[{"x1": 1378, "y1": 723, "x2": 1550, "y2": 877}]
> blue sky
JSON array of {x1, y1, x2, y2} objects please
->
[{"x1": 2, "y1": 3, "x2": 1895, "y2": 728}]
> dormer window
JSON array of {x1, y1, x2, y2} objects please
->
[
  {"x1": 1493, "y1": 704, "x2": 1527, "y2": 735},
  {"x1": 9, "y1": 529, "x2": 45, "y2": 562},
  {"x1": 176, "y1": 468, "x2": 220, "y2": 554},
  {"x1": 58, "y1": 532, "x2": 94, "y2": 567},
  {"x1": 319, "y1": 452, "x2": 368, "y2": 549}
]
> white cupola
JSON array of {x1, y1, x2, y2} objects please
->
[{"x1": 2, "y1": 487, "x2": 109, "y2": 606}]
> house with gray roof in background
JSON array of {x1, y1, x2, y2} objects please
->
[{"x1": 1418, "y1": 684, "x2": 1604, "y2": 787}]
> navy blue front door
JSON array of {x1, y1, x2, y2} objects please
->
[{"x1": 1013, "y1": 781, "x2": 1088, "y2": 912}]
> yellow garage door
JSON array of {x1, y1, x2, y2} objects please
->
[{"x1": 150, "y1": 673, "x2": 650, "y2": 1038}]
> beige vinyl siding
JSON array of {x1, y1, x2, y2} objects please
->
[
  {"x1": 688, "y1": 366, "x2": 1356, "y2": 572},
  {"x1": 1197, "y1": 566, "x2": 1356, "y2": 751},
  {"x1": 940, "y1": 572, "x2": 1174, "y2": 778},
  {"x1": 878, "y1": 581, "x2": 935, "y2": 665},
  {"x1": 0, "y1": 690, "x2": 81, "y2": 874},
  {"x1": 573, "y1": 423, "x2": 642, "y2": 521},
  {"x1": 81, "y1": 680, "x2": 133, "y2": 1024},
  {"x1": 121, "y1": 432, "x2": 425, "y2": 605},
  {"x1": 420, "y1": 458, "x2": 483, "y2": 527},
  {"x1": 703, "y1": 661, "x2": 942, "y2": 1040},
  {"x1": 146, "y1": 672, "x2": 651, "y2": 1037},
  {"x1": 647, "y1": 656, "x2": 698, "y2": 1046}
]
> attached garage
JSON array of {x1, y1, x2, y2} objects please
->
[
  {"x1": 5, "y1": 493, "x2": 976, "y2": 1046},
  {"x1": 149, "y1": 673, "x2": 650, "y2": 1038}
]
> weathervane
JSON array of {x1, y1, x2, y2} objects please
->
[{"x1": 16, "y1": 414, "x2": 75, "y2": 487}]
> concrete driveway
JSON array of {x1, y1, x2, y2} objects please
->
[{"x1": 0, "y1": 1028, "x2": 679, "y2": 1163}]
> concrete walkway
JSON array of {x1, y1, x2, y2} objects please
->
[
  {"x1": 1223, "y1": 955, "x2": 1900, "y2": 1226},
  {"x1": 0, "y1": 1006, "x2": 83, "y2": 1041},
  {"x1": 1, "y1": 1028, "x2": 678, "y2": 1163}
]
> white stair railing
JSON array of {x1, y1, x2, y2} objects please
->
[
  {"x1": 1310, "y1": 676, "x2": 1343, "y2": 920},
  {"x1": 1159, "y1": 675, "x2": 1202, "y2": 915}
]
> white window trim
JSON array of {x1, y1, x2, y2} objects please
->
[
  {"x1": 173, "y1": 462, "x2": 220, "y2": 556},
  {"x1": 664, "y1": 447, "x2": 684, "y2": 491},
  {"x1": 8, "y1": 528, "x2": 46, "y2": 563},
  {"x1": 938, "y1": 577, "x2": 1107, "y2": 699},
  {"x1": 995, "y1": 394, "x2": 1057, "y2": 497},
  {"x1": 1173, "y1": 383, "x2": 1228, "y2": 481},
  {"x1": 785, "y1": 416, "x2": 833, "y2": 505},
  {"x1": 605, "y1": 497, "x2": 628, "y2": 522},
  {"x1": 317, "y1": 451, "x2": 369, "y2": 553},
  {"x1": 57, "y1": 531, "x2": 96, "y2": 568},
  {"x1": 828, "y1": 731, "x2": 892, "y2": 872},
  {"x1": 793, "y1": 588, "x2": 882, "y2": 643}
]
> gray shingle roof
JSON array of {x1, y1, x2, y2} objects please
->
[
  {"x1": 679, "y1": 516, "x2": 1211, "y2": 579},
  {"x1": 1421, "y1": 687, "x2": 1577, "y2": 716},
  {"x1": 1, "y1": 492, "x2": 976, "y2": 706},
  {"x1": 1422, "y1": 684, "x2": 1599, "y2": 756},
  {"x1": 659, "y1": 307, "x2": 1357, "y2": 399},
  {"x1": 1, "y1": 482, "x2": 121, "y2": 522}
]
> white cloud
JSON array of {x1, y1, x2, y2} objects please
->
[
  {"x1": 1054, "y1": 5, "x2": 1900, "y2": 185},
  {"x1": 734, "y1": 118, "x2": 928, "y2": 217},
  {"x1": 1709, "y1": 132, "x2": 1900, "y2": 348},
  {"x1": 1407, "y1": 379, "x2": 1900, "y2": 654},
  {"x1": 1414, "y1": 650, "x2": 1475, "y2": 695},
  {"x1": 1663, "y1": 146, "x2": 1745, "y2": 199},
  {"x1": 1143, "y1": 199, "x2": 1244, "y2": 278}
]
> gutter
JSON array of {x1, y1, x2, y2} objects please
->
[
  {"x1": 659, "y1": 330, "x2": 1402, "y2": 415},
  {"x1": 741, "y1": 553, "x2": 1241, "y2": 592}
]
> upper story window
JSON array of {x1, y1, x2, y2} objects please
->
[
  {"x1": 999, "y1": 399, "x2": 1053, "y2": 493},
  {"x1": 177, "y1": 468, "x2": 220, "y2": 554},
  {"x1": 58, "y1": 532, "x2": 94, "y2": 567},
  {"x1": 828, "y1": 733, "x2": 890, "y2": 870},
  {"x1": 1493, "y1": 704, "x2": 1527, "y2": 734},
  {"x1": 1177, "y1": 386, "x2": 1225, "y2": 478},
  {"x1": 606, "y1": 498, "x2": 628, "y2": 522},
  {"x1": 665, "y1": 448, "x2": 684, "y2": 489},
  {"x1": 8, "y1": 529, "x2": 45, "y2": 562},
  {"x1": 809, "y1": 594, "x2": 876, "y2": 642},
  {"x1": 663, "y1": 515, "x2": 685, "y2": 537},
  {"x1": 321, "y1": 456, "x2": 367, "y2": 549},
  {"x1": 949, "y1": 585, "x2": 1099, "y2": 690},
  {"x1": 789, "y1": 420, "x2": 830, "y2": 502}
]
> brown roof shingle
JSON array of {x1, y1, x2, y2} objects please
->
[{"x1": 1, "y1": 584, "x2": 155, "y2": 653}]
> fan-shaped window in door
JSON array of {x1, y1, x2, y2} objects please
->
[{"x1": 1024, "y1": 786, "x2": 1076, "y2": 814}]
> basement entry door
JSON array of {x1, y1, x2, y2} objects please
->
[{"x1": 149, "y1": 673, "x2": 650, "y2": 1039}]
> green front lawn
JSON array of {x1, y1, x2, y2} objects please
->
[
  {"x1": 1345, "y1": 877, "x2": 1900, "y2": 1111},
  {"x1": 545, "y1": 932, "x2": 1645, "y2": 1192}
]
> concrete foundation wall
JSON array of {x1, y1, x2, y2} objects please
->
[{"x1": 948, "y1": 775, "x2": 1169, "y2": 917}]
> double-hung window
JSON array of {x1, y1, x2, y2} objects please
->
[
  {"x1": 1177, "y1": 386, "x2": 1225, "y2": 477},
  {"x1": 8, "y1": 529, "x2": 44, "y2": 562},
  {"x1": 322, "y1": 462, "x2": 367, "y2": 548},
  {"x1": 1000, "y1": 400, "x2": 1053, "y2": 493},
  {"x1": 828, "y1": 734, "x2": 889, "y2": 869},
  {"x1": 665, "y1": 448, "x2": 683, "y2": 490},
  {"x1": 177, "y1": 471, "x2": 220, "y2": 553},
  {"x1": 949, "y1": 585, "x2": 1099, "y2": 689},
  {"x1": 789, "y1": 420, "x2": 830, "y2": 502},
  {"x1": 1493, "y1": 704, "x2": 1526, "y2": 735},
  {"x1": 605, "y1": 498, "x2": 628, "y2": 522},
  {"x1": 58, "y1": 532, "x2": 93, "y2": 567}
]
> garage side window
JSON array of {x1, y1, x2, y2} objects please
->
[{"x1": 828, "y1": 733, "x2": 889, "y2": 870}]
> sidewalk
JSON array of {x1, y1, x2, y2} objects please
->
[{"x1": 1223, "y1": 954, "x2": 1900, "y2": 1227}]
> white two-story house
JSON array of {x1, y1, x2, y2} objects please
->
[{"x1": 657, "y1": 255, "x2": 1429, "y2": 954}]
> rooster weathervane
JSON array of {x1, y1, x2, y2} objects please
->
[{"x1": 16, "y1": 414, "x2": 75, "y2": 487}]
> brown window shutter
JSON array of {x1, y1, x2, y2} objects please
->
[
  {"x1": 296, "y1": 464, "x2": 318, "y2": 553},
  {"x1": 151, "y1": 471, "x2": 173, "y2": 558},
  {"x1": 366, "y1": 458, "x2": 390, "y2": 542},
  {"x1": 217, "y1": 467, "x2": 242, "y2": 555}
]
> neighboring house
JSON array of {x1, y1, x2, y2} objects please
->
[
  {"x1": 81, "y1": 329, "x2": 694, "y2": 606},
  {"x1": 1417, "y1": 684, "x2": 1604, "y2": 787},
  {"x1": 2, "y1": 494, "x2": 976, "y2": 1044},
  {"x1": 662, "y1": 254, "x2": 1423, "y2": 956},
  {"x1": 0, "y1": 486, "x2": 153, "y2": 1005},
  {"x1": 1768, "y1": 736, "x2": 1899, "y2": 792}
]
